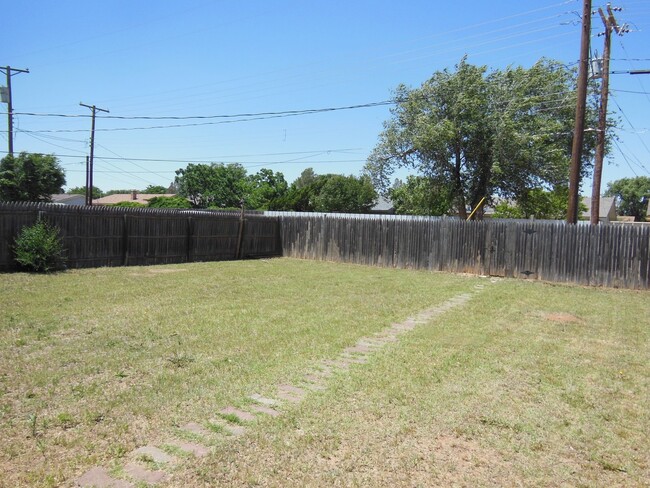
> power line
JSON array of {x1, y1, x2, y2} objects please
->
[{"x1": 6, "y1": 89, "x2": 582, "y2": 135}]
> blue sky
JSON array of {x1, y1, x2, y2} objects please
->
[{"x1": 2, "y1": 0, "x2": 649, "y2": 193}]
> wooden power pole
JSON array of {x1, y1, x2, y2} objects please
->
[
  {"x1": 0, "y1": 66, "x2": 29, "y2": 156},
  {"x1": 590, "y1": 4, "x2": 626, "y2": 224},
  {"x1": 567, "y1": 0, "x2": 592, "y2": 224},
  {"x1": 80, "y1": 102, "x2": 109, "y2": 206}
]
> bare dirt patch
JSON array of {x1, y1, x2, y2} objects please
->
[{"x1": 542, "y1": 312, "x2": 583, "y2": 324}]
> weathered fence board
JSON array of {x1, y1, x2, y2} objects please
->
[
  {"x1": 279, "y1": 215, "x2": 650, "y2": 289},
  {"x1": 0, "y1": 203, "x2": 282, "y2": 271}
]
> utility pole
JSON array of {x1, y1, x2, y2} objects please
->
[
  {"x1": 80, "y1": 102, "x2": 109, "y2": 206},
  {"x1": 567, "y1": 0, "x2": 592, "y2": 224},
  {"x1": 590, "y1": 4, "x2": 627, "y2": 225},
  {"x1": 0, "y1": 66, "x2": 30, "y2": 156}
]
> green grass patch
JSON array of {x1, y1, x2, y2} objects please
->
[{"x1": 0, "y1": 258, "x2": 476, "y2": 486}]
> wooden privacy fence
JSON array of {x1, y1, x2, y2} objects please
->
[
  {"x1": 0, "y1": 202, "x2": 281, "y2": 271},
  {"x1": 279, "y1": 215, "x2": 650, "y2": 289}
]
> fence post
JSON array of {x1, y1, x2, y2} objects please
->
[
  {"x1": 122, "y1": 214, "x2": 129, "y2": 266},
  {"x1": 186, "y1": 217, "x2": 193, "y2": 263},
  {"x1": 235, "y1": 201, "x2": 245, "y2": 259}
]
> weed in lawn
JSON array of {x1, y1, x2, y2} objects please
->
[
  {"x1": 28, "y1": 413, "x2": 39, "y2": 438},
  {"x1": 136, "y1": 454, "x2": 157, "y2": 468},
  {"x1": 218, "y1": 413, "x2": 244, "y2": 425},
  {"x1": 207, "y1": 422, "x2": 226, "y2": 434},
  {"x1": 166, "y1": 351, "x2": 195, "y2": 368},
  {"x1": 108, "y1": 444, "x2": 128, "y2": 459},
  {"x1": 56, "y1": 412, "x2": 77, "y2": 430}
]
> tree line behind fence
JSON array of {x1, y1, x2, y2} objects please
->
[
  {"x1": 1, "y1": 203, "x2": 648, "y2": 289},
  {"x1": 0, "y1": 202, "x2": 281, "y2": 270}
]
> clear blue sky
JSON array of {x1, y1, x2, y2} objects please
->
[{"x1": 2, "y1": 0, "x2": 649, "y2": 193}]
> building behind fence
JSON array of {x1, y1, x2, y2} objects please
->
[{"x1": 1, "y1": 203, "x2": 648, "y2": 289}]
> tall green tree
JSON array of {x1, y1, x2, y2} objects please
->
[
  {"x1": 246, "y1": 169, "x2": 288, "y2": 210},
  {"x1": 271, "y1": 172, "x2": 377, "y2": 213},
  {"x1": 67, "y1": 186, "x2": 103, "y2": 199},
  {"x1": 365, "y1": 58, "x2": 601, "y2": 219},
  {"x1": 389, "y1": 176, "x2": 453, "y2": 215},
  {"x1": 175, "y1": 163, "x2": 248, "y2": 208},
  {"x1": 293, "y1": 167, "x2": 318, "y2": 189},
  {"x1": 146, "y1": 196, "x2": 191, "y2": 209},
  {"x1": 142, "y1": 185, "x2": 168, "y2": 194},
  {"x1": 604, "y1": 176, "x2": 650, "y2": 221},
  {"x1": 312, "y1": 174, "x2": 377, "y2": 213},
  {"x1": 491, "y1": 188, "x2": 571, "y2": 220},
  {"x1": 0, "y1": 152, "x2": 66, "y2": 202}
]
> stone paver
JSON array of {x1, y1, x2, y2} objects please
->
[
  {"x1": 249, "y1": 393, "x2": 278, "y2": 406},
  {"x1": 303, "y1": 374, "x2": 326, "y2": 384},
  {"x1": 181, "y1": 421, "x2": 210, "y2": 437},
  {"x1": 219, "y1": 406, "x2": 256, "y2": 422},
  {"x1": 322, "y1": 359, "x2": 351, "y2": 369},
  {"x1": 275, "y1": 390, "x2": 302, "y2": 403},
  {"x1": 339, "y1": 353, "x2": 368, "y2": 363},
  {"x1": 210, "y1": 419, "x2": 246, "y2": 436},
  {"x1": 76, "y1": 467, "x2": 133, "y2": 488},
  {"x1": 345, "y1": 344, "x2": 373, "y2": 354},
  {"x1": 302, "y1": 381, "x2": 326, "y2": 391},
  {"x1": 249, "y1": 404, "x2": 281, "y2": 417},
  {"x1": 278, "y1": 384, "x2": 306, "y2": 396},
  {"x1": 133, "y1": 446, "x2": 175, "y2": 464},
  {"x1": 168, "y1": 440, "x2": 210, "y2": 458},
  {"x1": 124, "y1": 463, "x2": 167, "y2": 484}
]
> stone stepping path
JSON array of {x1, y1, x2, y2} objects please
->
[{"x1": 76, "y1": 284, "x2": 492, "y2": 487}]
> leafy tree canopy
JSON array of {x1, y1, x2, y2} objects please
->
[
  {"x1": 67, "y1": 186, "x2": 103, "y2": 199},
  {"x1": 142, "y1": 185, "x2": 169, "y2": 194},
  {"x1": 246, "y1": 169, "x2": 288, "y2": 210},
  {"x1": 147, "y1": 196, "x2": 191, "y2": 209},
  {"x1": 0, "y1": 152, "x2": 66, "y2": 202},
  {"x1": 174, "y1": 163, "x2": 289, "y2": 209},
  {"x1": 604, "y1": 176, "x2": 650, "y2": 222},
  {"x1": 109, "y1": 201, "x2": 146, "y2": 208},
  {"x1": 389, "y1": 176, "x2": 453, "y2": 216},
  {"x1": 175, "y1": 163, "x2": 248, "y2": 208},
  {"x1": 104, "y1": 189, "x2": 137, "y2": 196},
  {"x1": 273, "y1": 172, "x2": 377, "y2": 213},
  {"x1": 293, "y1": 167, "x2": 318, "y2": 189},
  {"x1": 364, "y1": 58, "x2": 603, "y2": 219},
  {"x1": 491, "y1": 188, "x2": 571, "y2": 220},
  {"x1": 312, "y1": 174, "x2": 377, "y2": 213}
]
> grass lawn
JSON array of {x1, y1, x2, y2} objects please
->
[{"x1": 0, "y1": 258, "x2": 648, "y2": 487}]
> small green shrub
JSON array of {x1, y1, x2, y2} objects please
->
[{"x1": 13, "y1": 220, "x2": 66, "y2": 273}]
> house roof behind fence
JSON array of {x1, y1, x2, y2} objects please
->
[{"x1": 93, "y1": 193, "x2": 177, "y2": 205}]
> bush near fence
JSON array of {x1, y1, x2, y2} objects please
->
[
  {"x1": 0, "y1": 202, "x2": 281, "y2": 271},
  {"x1": 1, "y1": 204, "x2": 648, "y2": 289}
]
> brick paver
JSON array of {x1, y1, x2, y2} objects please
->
[
  {"x1": 249, "y1": 404, "x2": 281, "y2": 417},
  {"x1": 168, "y1": 440, "x2": 210, "y2": 458},
  {"x1": 76, "y1": 467, "x2": 133, "y2": 488},
  {"x1": 219, "y1": 406, "x2": 256, "y2": 422},
  {"x1": 132, "y1": 446, "x2": 175, "y2": 464},
  {"x1": 124, "y1": 463, "x2": 167, "y2": 484}
]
